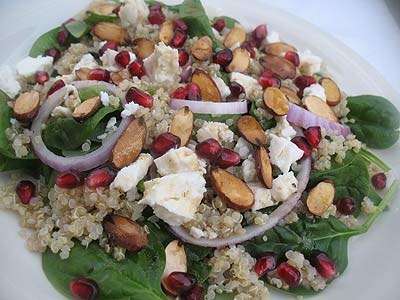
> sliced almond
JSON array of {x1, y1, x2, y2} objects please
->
[
  {"x1": 191, "y1": 36, "x2": 213, "y2": 61},
  {"x1": 191, "y1": 69, "x2": 222, "y2": 102},
  {"x1": 262, "y1": 42, "x2": 297, "y2": 56},
  {"x1": 237, "y1": 115, "x2": 266, "y2": 145},
  {"x1": 280, "y1": 86, "x2": 301, "y2": 105},
  {"x1": 72, "y1": 96, "x2": 101, "y2": 121},
  {"x1": 255, "y1": 146, "x2": 272, "y2": 188},
  {"x1": 223, "y1": 27, "x2": 246, "y2": 49},
  {"x1": 13, "y1": 90, "x2": 40, "y2": 122},
  {"x1": 225, "y1": 48, "x2": 250, "y2": 73},
  {"x1": 131, "y1": 38, "x2": 155, "y2": 60},
  {"x1": 263, "y1": 87, "x2": 290, "y2": 116},
  {"x1": 87, "y1": 3, "x2": 118, "y2": 15},
  {"x1": 303, "y1": 96, "x2": 339, "y2": 122},
  {"x1": 110, "y1": 118, "x2": 147, "y2": 169},
  {"x1": 92, "y1": 22, "x2": 128, "y2": 44},
  {"x1": 162, "y1": 240, "x2": 187, "y2": 280},
  {"x1": 306, "y1": 181, "x2": 335, "y2": 216},
  {"x1": 210, "y1": 168, "x2": 255, "y2": 211},
  {"x1": 319, "y1": 77, "x2": 341, "y2": 106},
  {"x1": 259, "y1": 54, "x2": 296, "y2": 79},
  {"x1": 159, "y1": 21, "x2": 174, "y2": 45},
  {"x1": 75, "y1": 68, "x2": 91, "y2": 81},
  {"x1": 169, "y1": 107, "x2": 194, "y2": 146}
]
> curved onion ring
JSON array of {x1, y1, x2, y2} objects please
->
[
  {"x1": 169, "y1": 157, "x2": 311, "y2": 248},
  {"x1": 169, "y1": 98, "x2": 248, "y2": 114}
]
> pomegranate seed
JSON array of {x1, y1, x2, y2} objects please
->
[
  {"x1": 242, "y1": 41, "x2": 255, "y2": 58},
  {"x1": 212, "y1": 18, "x2": 226, "y2": 32},
  {"x1": 178, "y1": 48, "x2": 190, "y2": 66},
  {"x1": 164, "y1": 272, "x2": 197, "y2": 296},
  {"x1": 294, "y1": 75, "x2": 316, "y2": 96},
  {"x1": 16, "y1": 180, "x2": 36, "y2": 205},
  {"x1": 304, "y1": 126, "x2": 322, "y2": 148},
  {"x1": 88, "y1": 68, "x2": 110, "y2": 82},
  {"x1": 309, "y1": 251, "x2": 338, "y2": 280},
  {"x1": 254, "y1": 253, "x2": 277, "y2": 276},
  {"x1": 183, "y1": 284, "x2": 204, "y2": 300},
  {"x1": 47, "y1": 79, "x2": 65, "y2": 98},
  {"x1": 213, "y1": 49, "x2": 233, "y2": 67},
  {"x1": 336, "y1": 198, "x2": 356, "y2": 215},
  {"x1": 148, "y1": 4, "x2": 165, "y2": 25},
  {"x1": 196, "y1": 138, "x2": 222, "y2": 160},
  {"x1": 276, "y1": 262, "x2": 301, "y2": 288},
  {"x1": 214, "y1": 148, "x2": 241, "y2": 168},
  {"x1": 151, "y1": 133, "x2": 181, "y2": 158},
  {"x1": 128, "y1": 60, "x2": 146, "y2": 78},
  {"x1": 170, "y1": 87, "x2": 188, "y2": 100},
  {"x1": 291, "y1": 136, "x2": 311, "y2": 160},
  {"x1": 35, "y1": 71, "x2": 49, "y2": 85},
  {"x1": 173, "y1": 19, "x2": 188, "y2": 33},
  {"x1": 70, "y1": 278, "x2": 99, "y2": 300},
  {"x1": 171, "y1": 29, "x2": 187, "y2": 48},
  {"x1": 57, "y1": 30, "x2": 69, "y2": 46},
  {"x1": 229, "y1": 81, "x2": 245, "y2": 99},
  {"x1": 86, "y1": 168, "x2": 115, "y2": 189},
  {"x1": 371, "y1": 172, "x2": 387, "y2": 190},
  {"x1": 62, "y1": 18, "x2": 76, "y2": 25},
  {"x1": 126, "y1": 87, "x2": 153, "y2": 108},
  {"x1": 253, "y1": 24, "x2": 267, "y2": 41},
  {"x1": 115, "y1": 50, "x2": 131, "y2": 67},
  {"x1": 99, "y1": 41, "x2": 119, "y2": 56},
  {"x1": 55, "y1": 170, "x2": 82, "y2": 189},
  {"x1": 45, "y1": 47, "x2": 61, "y2": 62},
  {"x1": 285, "y1": 51, "x2": 300, "y2": 67},
  {"x1": 112, "y1": 5, "x2": 121, "y2": 15},
  {"x1": 259, "y1": 76, "x2": 281, "y2": 89},
  {"x1": 185, "y1": 83, "x2": 201, "y2": 101},
  {"x1": 261, "y1": 69, "x2": 274, "y2": 78}
]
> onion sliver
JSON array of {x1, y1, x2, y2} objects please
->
[
  {"x1": 169, "y1": 98, "x2": 248, "y2": 114},
  {"x1": 169, "y1": 157, "x2": 311, "y2": 248},
  {"x1": 287, "y1": 102, "x2": 351, "y2": 137}
]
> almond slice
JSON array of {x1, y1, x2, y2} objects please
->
[
  {"x1": 255, "y1": 146, "x2": 272, "y2": 188},
  {"x1": 111, "y1": 70, "x2": 125, "y2": 85},
  {"x1": 280, "y1": 86, "x2": 301, "y2": 105},
  {"x1": 110, "y1": 118, "x2": 147, "y2": 169},
  {"x1": 191, "y1": 36, "x2": 213, "y2": 61},
  {"x1": 225, "y1": 48, "x2": 250, "y2": 73},
  {"x1": 159, "y1": 21, "x2": 174, "y2": 45},
  {"x1": 169, "y1": 106, "x2": 194, "y2": 146},
  {"x1": 75, "y1": 68, "x2": 91, "y2": 81},
  {"x1": 303, "y1": 96, "x2": 339, "y2": 122},
  {"x1": 224, "y1": 27, "x2": 246, "y2": 49},
  {"x1": 237, "y1": 115, "x2": 266, "y2": 145},
  {"x1": 262, "y1": 42, "x2": 297, "y2": 56},
  {"x1": 263, "y1": 87, "x2": 290, "y2": 116},
  {"x1": 259, "y1": 54, "x2": 296, "y2": 79},
  {"x1": 319, "y1": 77, "x2": 341, "y2": 106},
  {"x1": 191, "y1": 69, "x2": 222, "y2": 102},
  {"x1": 72, "y1": 96, "x2": 101, "y2": 121},
  {"x1": 162, "y1": 240, "x2": 187, "y2": 280},
  {"x1": 92, "y1": 22, "x2": 128, "y2": 44},
  {"x1": 13, "y1": 90, "x2": 40, "y2": 122},
  {"x1": 131, "y1": 38, "x2": 155, "y2": 60},
  {"x1": 210, "y1": 168, "x2": 255, "y2": 211},
  {"x1": 306, "y1": 181, "x2": 335, "y2": 216},
  {"x1": 87, "y1": 3, "x2": 118, "y2": 15}
]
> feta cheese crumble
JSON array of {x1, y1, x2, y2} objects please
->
[
  {"x1": 248, "y1": 183, "x2": 274, "y2": 211},
  {"x1": 213, "y1": 76, "x2": 231, "y2": 99},
  {"x1": 271, "y1": 172, "x2": 298, "y2": 202},
  {"x1": 0, "y1": 66, "x2": 21, "y2": 97},
  {"x1": 303, "y1": 83, "x2": 327, "y2": 101},
  {"x1": 268, "y1": 134, "x2": 303, "y2": 173},
  {"x1": 16, "y1": 55, "x2": 53, "y2": 79},
  {"x1": 100, "y1": 49, "x2": 136, "y2": 72},
  {"x1": 298, "y1": 50, "x2": 322, "y2": 76},
  {"x1": 234, "y1": 137, "x2": 254, "y2": 160},
  {"x1": 119, "y1": 0, "x2": 149, "y2": 28},
  {"x1": 73, "y1": 53, "x2": 98, "y2": 72},
  {"x1": 266, "y1": 116, "x2": 296, "y2": 141},
  {"x1": 196, "y1": 121, "x2": 234, "y2": 144},
  {"x1": 229, "y1": 72, "x2": 261, "y2": 98},
  {"x1": 121, "y1": 102, "x2": 140, "y2": 118}
]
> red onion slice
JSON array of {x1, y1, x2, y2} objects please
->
[
  {"x1": 169, "y1": 98, "x2": 248, "y2": 114},
  {"x1": 287, "y1": 102, "x2": 351, "y2": 137},
  {"x1": 169, "y1": 157, "x2": 311, "y2": 248}
]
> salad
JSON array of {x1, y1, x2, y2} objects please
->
[{"x1": 0, "y1": 0, "x2": 399, "y2": 299}]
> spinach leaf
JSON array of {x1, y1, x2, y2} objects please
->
[
  {"x1": 42, "y1": 231, "x2": 166, "y2": 300},
  {"x1": 347, "y1": 95, "x2": 400, "y2": 149},
  {"x1": 79, "y1": 84, "x2": 109, "y2": 101},
  {"x1": 359, "y1": 147, "x2": 390, "y2": 172},
  {"x1": 194, "y1": 113, "x2": 241, "y2": 131},
  {"x1": 29, "y1": 27, "x2": 62, "y2": 57},
  {"x1": 213, "y1": 16, "x2": 239, "y2": 29},
  {"x1": 65, "y1": 20, "x2": 90, "y2": 39},
  {"x1": 185, "y1": 244, "x2": 212, "y2": 283},
  {"x1": 249, "y1": 101, "x2": 276, "y2": 130},
  {"x1": 85, "y1": 13, "x2": 119, "y2": 26}
]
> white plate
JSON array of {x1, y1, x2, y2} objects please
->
[{"x1": 0, "y1": 1, "x2": 399, "y2": 300}]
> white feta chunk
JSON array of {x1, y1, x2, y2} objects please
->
[
  {"x1": 266, "y1": 30, "x2": 280, "y2": 43},
  {"x1": 119, "y1": 0, "x2": 149, "y2": 28},
  {"x1": 196, "y1": 121, "x2": 234, "y2": 144},
  {"x1": 121, "y1": 102, "x2": 140, "y2": 118},
  {"x1": 100, "y1": 49, "x2": 136, "y2": 72},
  {"x1": 271, "y1": 172, "x2": 298, "y2": 202},
  {"x1": 16, "y1": 56, "x2": 53, "y2": 79},
  {"x1": 268, "y1": 134, "x2": 303, "y2": 173},
  {"x1": 303, "y1": 83, "x2": 327, "y2": 101},
  {"x1": 213, "y1": 76, "x2": 231, "y2": 100},
  {"x1": 73, "y1": 53, "x2": 98, "y2": 72},
  {"x1": 248, "y1": 182, "x2": 274, "y2": 211},
  {"x1": 0, "y1": 66, "x2": 21, "y2": 97},
  {"x1": 266, "y1": 116, "x2": 297, "y2": 140},
  {"x1": 51, "y1": 106, "x2": 72, "y2": 118},
  {"x1": 100, "y1": 91, "x2": 110, "y2": 106},
  {"x1": 229, "y1": 72, "x2": 260, "y2": 97},
  {"x1": 241, "y1": 155, "x2": 258, "y2": 183},
  {"x1": 298, "y1": 50, "x2": 322, "y2": 76},
  {"x1": 234, "y1": 137, "x2": 254, "y2": 160}
]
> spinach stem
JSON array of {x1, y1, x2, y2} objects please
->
[{"x1": 359, "y1": 148, "x2": 391, "y2": 172}]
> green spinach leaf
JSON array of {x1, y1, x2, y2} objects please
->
[
  {"x1": 79, "y1": 84, "x2": 109, "y2": 101},
  {"x1": 65, "y1": 20, "x2": 90, "y2": 39},
  {"x1": 85, "y1": 13, "x2": 119, "y2": 26},
  {"x1": 194, "y1": 113, "x2": 241, "y2": 131},
  {"x1": 249, "y1": 101, "x2": 276, "y2": 130},
  {"x1": 185, "y1": 244, "x2": 212, "y2": 283},
  {"x1": 29, "y1": 27, "x2": 62, "y2": 57}
]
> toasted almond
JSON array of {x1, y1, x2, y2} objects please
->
[
  {"x1": 72, "y1": 96, "x2": 101, "y2": 121},
  {"x1": 162, "y1": 240, "x2": 187, "y2": 280},
  {"x1": 210, "y1": 168, "x2": 255, "y2": 211},
  {"x1": 225, "y1": 48, "x2": 250, "y2": 73},
  {"x1": 262, "y1": 42, "x2": 297, "y2": 56},
  {"x1": 263, "y1": 87, "x2": 290, "y2": 116},
  {"x1": 303, "y1": 96, "x2": 339, "y2": 122},
  {"x1": 131, "y1": 38, "x2": 155, "y2": 60},
  {"x1": 111, "y1": 70, "x2": 124, "y2": 85},
  {"x1": 191, "y1": 69, "x2": 222, "y2": 102},
  {"x1": 169, "y1": 107, "x2": 194, "y2": 146},
  {"x1": 260, "y1": 54, "x2": 296, "y2": 79},
  {"x1": 159, "y1": 21, "x2": 174, "y2": 45},
  {"x1": 319, "y1": 77, "x2": 341, "y2": 106},
  {"x1": 223, "y1": 27, "x2": 246, "y2": 49},
  {"x1": 306, "y1": 181, "x2": 335, "y2": 216},
  {"x1": 110, "y1": 118, "x2": 147, "y2": 169},
  {"x1": 87, "y1": 3, "x2": 118, "y2": 15},
  {"x1": 280, "y1": 86, "x2": 301, "y2": 105},
  {"x1": 92, "y1": 22, "x2": 128, "y2": 44},
  {"x1": 255, "y1": 146, "x2": 272, "y2": 188},
  {"x1": 237, "y1": 115, "x2": 266, "y2": 145},
  {"x1": 191, "y1": 36, "x2": 213, "y2": 61},
  {"x1": 13, "y1": 90, "x2": 40, "y2": 122},
  {"x1": 75, "y1": 68, "x2": 91, "y2": 81}
]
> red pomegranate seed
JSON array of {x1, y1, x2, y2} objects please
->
[
  {"x1": 285, "y1": 51, "x2": 300, "y2": 67},
  {"x1": 112, "y1": 5, "x2": 121, "y2": 15},
  {"x1": 128, "y1": 60, "x2": 146, "y2": 78},
  {"x1": 178, "y1": 48, "x2": 190, "y2": 66},
  {"x1": 171, "y1": 29, "x2": 187, "y2": 48},
  {"x1": 115, "y1": 50, "x2": 131, "y2": 67},
  {"x1": 36, "y1": 71, "x2": 49, "y2": 85},
  {"x1": 259, "y1": 76, "x2": 281, "y2": 89},
  {"x1": 88, "y1": 68, "x2": 110, "y2": 82},
  {"x1": 276, "y1": 262, "x2": 301, "y2": 288},
  {"x1": 195, "y1": 138, "x2": 222, "y2": 160},
  {"x1": 242, "y1": 41, "x2": 256, "y2": 58},
  {"x1": 336, "y1": 198, "x2": 356, "y2": 215},
  {"x1": 304, "y1": 126, "x2": 322, "y2": 148},
  {"x1": 55, "y1": 170, "x2": 82, "y2": 189},
  {"x1": 183, "y1": 284, "x2": 204, "y2": 300},
  {"x1": 185, "y1": 83, "x2": 201, "y2": 101},
  {"x1": 86, "y1": 168, "x2": 116, "y2": 189},
  {"x1": 252, "y1": 24, "x2": 267, "y2": 47},
  {"x1": 151, "y1": 133, "x2": 181, "y2": 158},
  {"x1": 148, "y1": 4, "x2": 165, "y2": 25},
  {"x1": 47, "y1": 79, "x2": 66, "y2": 98},
  {"x1": 371, "y1": 172, "x2": 387, "y2": 190},
  {"x1": 16, "y1": 180, "x2": 36, "y2": 205},
  {"x1": 309, "y1": 251, "x2": 337, "y2": 280},
  {"x1": 126, "y1": 87, "x2": 153, "y2": 108},
  {"x1": 164, "y1": 272, "x2": 197, "y2": 296},
  {"x1": 254, "y1": 253, "x2": 277, "y2": 276},
  {"x1": 170, "y1": 87, "x2": 188, "y2": 100},
  {"x1": 45, "y1": 47, "x2": 61, "y2": 62},
  {"x1": 62, "y1": 18, "x2": 76, "y2": 25},
  {"x1": 99, "y1": 41, "x2": 119, "y2": 56},
  {"x1": 261, "y1": 69, "x2": 274, "y2": 78},
  {"x1": 291, "y1": 136, "x2": 311, "y2": 160},
  {"x1": 229, "y1": 81, "x2": 245, "y2": 99},
  {"x1": 213, "y1": 49, "x2": 233, "y2": 67},
  {"x1": 70, "y1": 278, "x2": 99, "y2": 300},
  {"x1": 294, "y1": 75, "x2": 316, "y2": 96},
  {"x1": 214, "y1": 148, "x2": 241, "y2": 168},
  {"x1": 212, "y1": 18, "x2": 226, "y2": 32},
  {"x1": 173, "y1": 19, "x2": 188, "y2": 33},
  {"x1": 57, "y1": 30, "x2": 69, "y2": 46}
]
